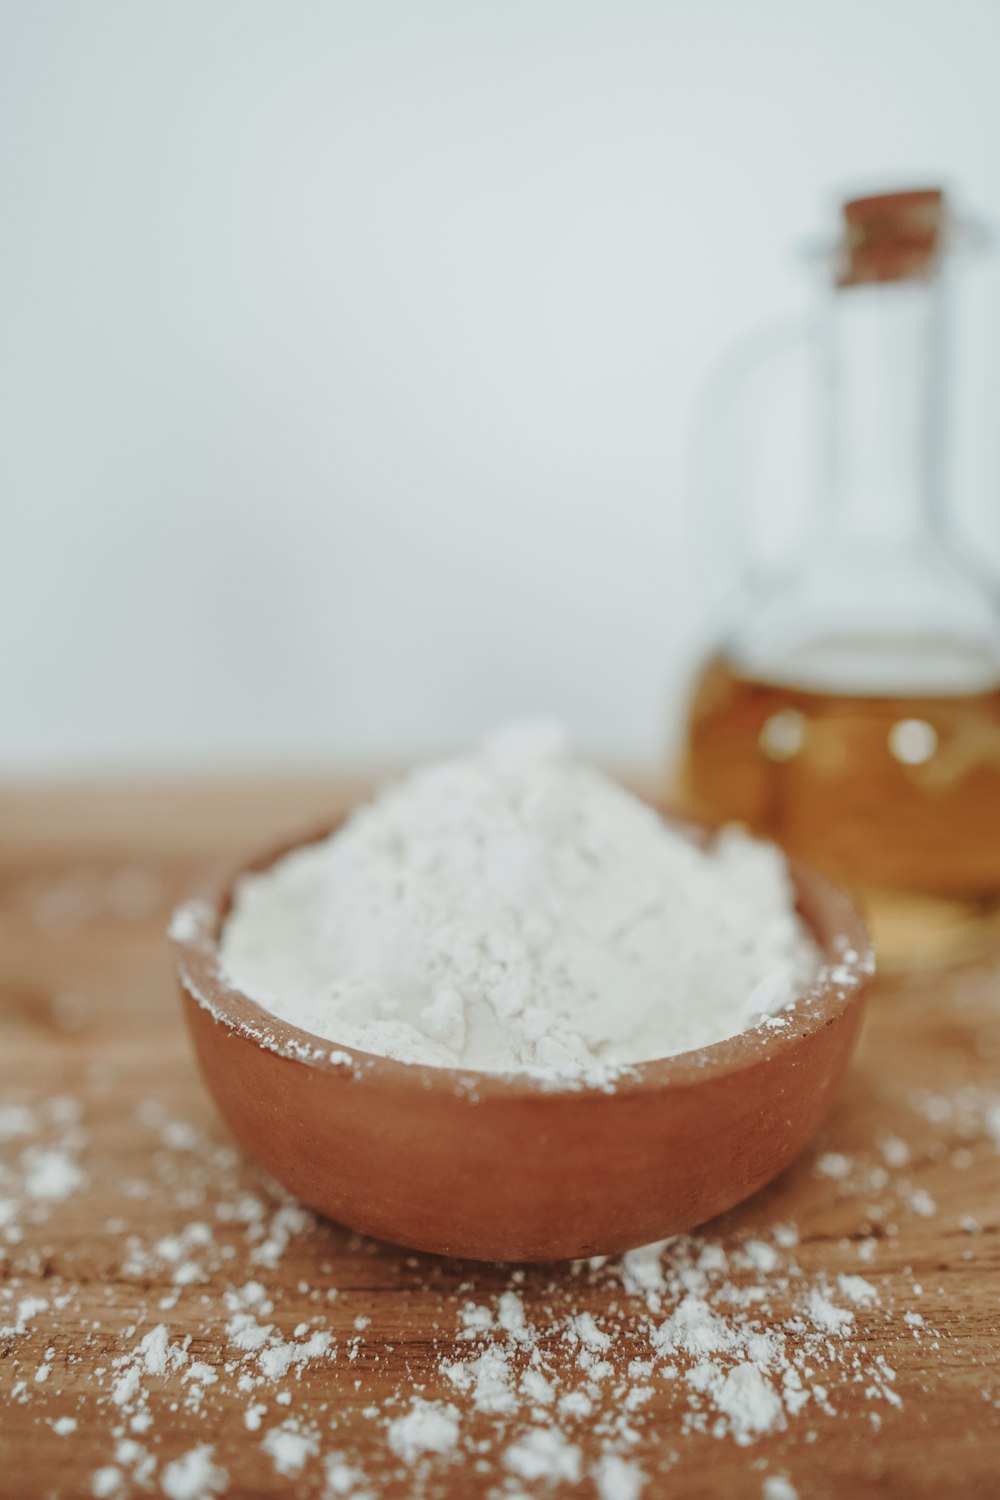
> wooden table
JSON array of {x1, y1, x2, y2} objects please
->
[{"x1": 1, "y1": 780, "x2": 998, "y2": 1499}]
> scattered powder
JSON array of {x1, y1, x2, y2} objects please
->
[
  {"x1": 0, "y1": 1105, "x2": 35, "y2": 1141},
  {"x1": 6, "y1": 995, "x2": 998, "y2": 1496},
  {"x1": 741, "y1": 1239, "x2": 780, "y2": 1275},
  {"x1": 218, "y1": 723, "x2": 823, "y2": 1075},
  {"x1": 806, "y1": 1290, "x2": 854, "y2": 1335},
  {"x1": 837, "y1": 1274, "x2": 878, "y2": 1306},
  {"x1": 22, "y1": 1148, "x2": 85, "y2": 1200},
  {"x1": 443, "y1": 1345, "x2": 518, "y2": 1414},
  {"x1": 111, "y1": 1367, "x2": 141, "y2": 1407},
  {"x1": 814, "y1": 1152, "x2": 853, "y2": 1181},
  {"x1": 161, "y1": 1445, "x2": 227, "y2": 1500},
  {"x1": 261, "y1": 1424, "x2": 318, "y2": 1477},
  {"x1": 504, "y1": 1426, "x2": 583, "y2": 1484},
  {"x1": 713, "y1": 1363, "x2": 786, "y2": 1445},
  {"x1": 386, "y1": 1399, "x2": 461, "y2": 1462},
  {"x1": 325, "y1": 1453, "x2": 374, "y2": 1497},
  {"x1": 763, "y1": 1479, "x2": 799, "y2": 1500},
  {"x1": 3, "y1": 1296, "x2": 48, "y2": 1336},
  {"x1": 111, "y1": 1441, "x2": 155, "y2": 1488},
  {"x1": 566, "y1": 1310, "x2": 611, "y2": 1352},
  {"x1": 878, "y1": 1134, "x2": 910, "y2": 1168},
  {"x1": 138, "y1": 1324, "x2": 171, "y2": 1376},
  {"x1": 458, "y1": 1303, "x2": 494, "y2": 1338},
  {"x1": 91, "y1": 1467, "x2": 121, "y2": 1498},
  {"x1": 908, "y1": 1187, "x2": 937, "y2": 1218},
  {"x1": 593, "y1": 1452, "x2": 647, "y2": 1500}
]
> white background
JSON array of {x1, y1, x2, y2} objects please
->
[{"x1": 3, "y1": 0, "x2": 999, "y2": 773}]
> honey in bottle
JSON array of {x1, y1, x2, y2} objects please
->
[{"x1": 679, "y1": 190, "x2": 1000, "y2": 964}]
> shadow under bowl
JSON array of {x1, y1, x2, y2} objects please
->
[{"x1": 171, "y1": 817, "x2": 872, "y2": 1262}]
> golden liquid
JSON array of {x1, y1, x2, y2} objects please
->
[{"x1": 678, "y1": 654, "x2": 1000, "y2": 963}]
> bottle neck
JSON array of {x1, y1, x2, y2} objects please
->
[{"x1": 821, "y1": 274, "x2": 945, "y2": 546}]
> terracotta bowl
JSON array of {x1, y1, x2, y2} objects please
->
[{"x1": 171, "y1": 817, "x2": 872, "y2": 1263}]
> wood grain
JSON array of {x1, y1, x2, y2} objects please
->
[{"x1": 1, "y1": 780, "x2": 999, "y2": 1499}]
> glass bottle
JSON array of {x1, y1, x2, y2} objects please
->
[{"x1": 678, "y1": 189, "x2": 1000, "y2": 964}]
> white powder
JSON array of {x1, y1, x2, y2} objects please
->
[
  {"x1": 740, "y1": 1239, "x2": 780, "y2": 1274},
  {"x1": 262, "y1": 1424, "x2": 318, "y2": 1477},
  {"x1": 504, "y1": 1427, "x2": 583, "y2": 1484},
  {"x1": 0, "y1": 1105, "x2": 34, "y2": 1140},
  {"x1": 837, "y1": 1274, "x2": 878, "y2": 1306},
  {"x1": 386, "y1": 1399, "x2": 460, "y2": 1462},
  {"x1": 908, "y1": 1187, "x2": 937, "y2": 1218},
  {"x1": 566, "y1": 1311, "x2": 610, "y2": 1352},
  {"x1": 714, "y1": 1363, "x2": 786, "y2": 1444},
  {"x1": 594, "y1": 1453, "x2": 646, "y2": 1500},
  {"x1": 138, "y1": 1324, "x2": 170, "y2": 1376},
  {"x1": 814, "y1": 1152, "x2": 853, "y2": 1181},
  {"x1": 878, "y1": 1134, "x2": 910, "y2": 1168},
  {"x1": 114, "y1": 1442, "x2": 154, "y2": 1488},
  {"x1": 23, "y1": 1148, "x2": 85, "y2": 1200},
  {"x1": 111, "y1": 1368, "x2": 141, "y2": 1407},
  {"x1": 219, "y1": 723, "x2": 821, "y2": 1074},
  {"x1": 7, "y1": 1296, "x2": 48, "y2": 1336},
  {"x1": 161, "y1": 1445, "x2": 227, "y2": 1500},
  {"x1": 806, "y1": 1290, "x2": 854, "y2": 1335},
  {"x1": 325, "y1": 1454, "x2": 373, "y2": 1498},
  {"x1": 763, "y1": 1479, "x2": 798, "y2": 1500},
  {"x1": 10, "y1": 1078, "x2": 962, "y2": 1496},
  {"x1": 443, "y1": 1346, "x2": 518, "y2": 1414}
]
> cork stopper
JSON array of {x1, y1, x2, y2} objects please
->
[{"x1": 838, "y1": 188, "x2": 946, "y2": 287}]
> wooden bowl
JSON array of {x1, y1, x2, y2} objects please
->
[{"x1": 171, "y1": 818, "x2": 872, "y2": 1262}]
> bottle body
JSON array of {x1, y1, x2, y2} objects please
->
[
  {"x1": 677, "y1": 190, "x2": 1000, "y2": 959},
  {"x1": 681, "y1": 651, "x2": 1000, "y2": 899}
]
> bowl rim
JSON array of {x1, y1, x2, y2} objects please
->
[{"x1": 171, "y1": 812, "x2": 873, "y2": 1100}]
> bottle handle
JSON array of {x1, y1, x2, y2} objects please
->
[{"x1": 688, "y1": 315, "x2": 818, "y2": 619}]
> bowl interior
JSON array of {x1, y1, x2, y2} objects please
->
[{"x1": 172, "y1": 813, "x2": 873, "y2": 1099}]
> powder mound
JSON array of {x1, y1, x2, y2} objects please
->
[{"x1": 220, "y1": 721, "x2": 820, "y2": 1075}]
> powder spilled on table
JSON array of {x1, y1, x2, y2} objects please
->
[{"x1": 4, "y1": 1079, "x2": 997, "y2": 1497}]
